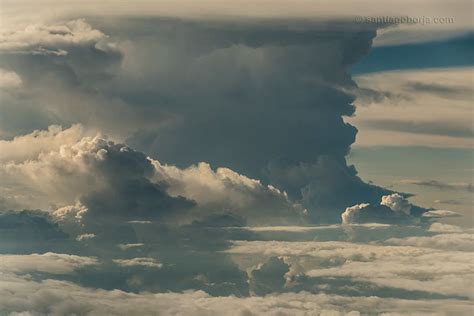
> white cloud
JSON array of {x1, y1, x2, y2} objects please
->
[
  {"x1": 380, "y1": 193, "x2": 411, "y2": 215},
  {"x1": 113, "y1": 257, "x2": 162, "y2": 269},
  {"x1": 373, "y1": 27, "x2": 472, "y2": 47},
  {"x1": 152, "y1": 160, "x2": 306, "y2": 225},
  {"x1": 0, "y1": 19, "x2": 107, "y2": 54},
  {"x1": 127, "y1": 220, "x2": 153, "y2": 224},
  {"x1": 117, "y1": 243, "x2": 144, "y2": 251},
  {"x1": 341, "y1": 203, "x2": 370, "y2": 224},
  {"x1": 385, "y1": 233, "x2": 474, "y2": 252},
  {"x1": 244, "y1": 225, "x2": 341, "y2": 232},
  {"x1": 422, "y1": 210, "x2": 461, "y2": 218},
  {"x1": 0, "y1": 124, "x2": 85, "y2": 163},
  {"x1": 0, "y1": 252, "x2": 98, "y2": 274},
  {"x1": 0, "y1": 1, "x2": 471, "y2": 52},
  {"x1": 1, "y1": 126, "x2": 305, "y2": 225},
  {"x1": 0, "y1": 135, "x2": 112, "y2": 209},
  {"x1": 226, "y1": 235, "x2": 474, "y2": 300},
  {"x1": 76, "y1": 233, "x2": 96, "y2": 241},
  {"x1": 0, "y1": 0, "x2": 463, "y2": 19},
  {"x1": 428, "y1": 223, "x2": 463, "y2": 233},
  {"x1": 53, "y1": 202, "x2": 89, "y2": 230},
  {"x1": 341, "y1": 194, "x2": 412, "y2": 224},
  {"x1": 306, "y1": 249, "x2": 474, "y2": 300},
  {"x1": 0, "y1": 68, "x2": 22, "y2": 88},
  {"x1": 226, "y1": 240, "x2": 424, "y2": 260}
]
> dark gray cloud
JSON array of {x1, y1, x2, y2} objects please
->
[
  {"x1": 262, "y1": 157, "x2": 391, "y2": 223},
  {"x1": 349, "y1": 86, "x2": 411, "y2": 105},
  {"x1": 0, "y1": 210, "x2": 70, "y2": 253}
]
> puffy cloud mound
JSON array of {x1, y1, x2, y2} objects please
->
[
  {"x1": 153, "y1": 161, "x2": 306, "y2": 225},
  {"x1": 380, "y1": 193, "x2": 411, "y2": 215},
  {"x1": 53, "y1": 202, "x2": 89, "y2": 235},
  {"x1": 341, "y1": 194, "x2": 413, "y2": 224},
  {"x1": 2, "y1": 133, "x2": 194, "y2": 220},
  {"x1": 2, "y1": 126, "x2": 306, "y2": 228},
  {"x1": 0, "y1": 124, "x2": 85, "y2": 163},
  {"x1": 76, "y1": 233, "x2": 96, "y2": 241},
  {"x1": 0, "y1": 19, "x2": 108, "y2": 55},
  {"x1": 249, "y1": 256, "x2": 290, "y2": 295}
]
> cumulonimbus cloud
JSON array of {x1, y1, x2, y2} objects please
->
[
  {"x1": 0, "y1": 10, "x2": 471, "y2": 315},
  {"x1": 0, "y1": 17, "x2": 394, "y2": 223}
]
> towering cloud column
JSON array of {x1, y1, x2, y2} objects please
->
[
  {"x1": 1, "y1": 18, "x2": 388, "y2": 222},
  {"x1": 116, "y1": 19, "x2": 387, "y2": 222}
]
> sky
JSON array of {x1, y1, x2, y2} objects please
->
[{"x1": 0, "y1": 1, "x2": 473, "y2": 315}]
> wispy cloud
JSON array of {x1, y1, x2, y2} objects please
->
[
  {"x1": 400, "y1": 179, "x2": 473, "y2": 192},
  {"x1": 348, "y1": 67, "x2": 474, "y2": 148}
]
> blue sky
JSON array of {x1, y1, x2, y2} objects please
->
[
  {"x1": 346, "y1": 32, "x2": 473, "y2": 227},
  {"x1": 351, "y1": 33, "x2": 474, "y2": 74}
]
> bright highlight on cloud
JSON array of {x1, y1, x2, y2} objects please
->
[
  {"x1": 0, "y1": 19, "x2": 108, "y2": 55},
  {"x1": 341, "y1": 193, "x2": 414, "y2": 224},
  {"x1": 422, "y1": 209, "x2": 462, "y2": 218},
  {"x1": 1, "y1": 126, "x2": 305, "y2": 226}
]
